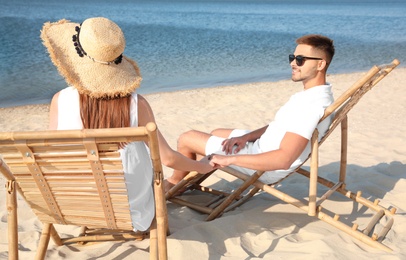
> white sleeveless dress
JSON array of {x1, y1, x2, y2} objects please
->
[{"x1": 57, "y1": 86, "x2": 154, "y2": 231}]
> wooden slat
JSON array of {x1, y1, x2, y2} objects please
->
[
  {"x1": 0, "y1": 127, "x2": 149, "y2": 141},
  {"x1": 14, "y1": 141, "x2": 66, "y2": 225},
  {"x1": 0, "y1": 124, "x2": 168, "y2": 259}
]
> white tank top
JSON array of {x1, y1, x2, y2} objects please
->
[{"x1": 57, "y1": 87, "x2": 154, "y2": 231}]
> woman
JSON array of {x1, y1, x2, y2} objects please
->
[{"x1": 42, "y1": 17, "x2": 213, "y2": 231}]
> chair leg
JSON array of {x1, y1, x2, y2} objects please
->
[
  {"x1": 314, "y1": 210, "x2": 392, "y2": 252},
  {"x1": 155, "y1": 178, "x2": 168, "y2": 260},
  {"x1": 6, "y1": 180, "x2": 18, "y2": 260},
  {"x1": 224, "y1": 187, "x2": 261, "y2": 213},
  {"x1": 206, "y1": 170, "x2": 264, "y2": 221},
  {"x1": 166, "y1": 171, "x2": 203, "y2": 199},
  {"x1": 35, "y1": 223, "x2": 52, "y2": 260},
  {"x1": 74, "y1": 226, "x2": 88, "y2": 245},
  {"x1": 308, "y1": 130, "x2": 319, "y2": 216},
  {"x1": 149, "y1": 218, "x2": 158, "y2": 260},
  {"x1": 257, "y1": 180, "x2": 393, "y2": 252},
  {"x1": 50, "y1": 224, "x2": 63, "y2": 246},
  {"x1": 339, "y1": 116, "x2": 348, "y2": 183}
]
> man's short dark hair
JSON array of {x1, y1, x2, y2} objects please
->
[{"x1": 296, "y1": 34, "x2": 335, "y2": 64}]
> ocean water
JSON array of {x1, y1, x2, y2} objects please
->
[{"x1": 0, "y1": 0, "x2": 405, "y2": 108}]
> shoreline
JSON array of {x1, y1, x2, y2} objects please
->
[
  {"x1": 1, "y1": 65, "x2": 404, "y2": 110},
  {"x1": 1, "y1": 66, "x2": 405, "y2": 134}
]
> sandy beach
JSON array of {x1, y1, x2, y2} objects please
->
[{"x1": 1, "y1": 67, "x2": 405, "y2": 259}]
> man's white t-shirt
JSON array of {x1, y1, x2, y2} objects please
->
[{"x1": 206, "y1": 84, "x2": 334, "y2": 184}]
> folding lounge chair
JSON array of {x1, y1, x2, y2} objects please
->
[
  {"x1": 0, "y1": 122, "x2": 168, "y2": 260},
  {"x1": 166, "y1": 59, "x2": 400, "y2": 252}
]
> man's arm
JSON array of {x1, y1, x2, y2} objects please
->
[
  {"x1": 243, "y1": 125, "x2": 268, "y2": 142},
  {"x1": 211, "y1": 131, "x2": 308, "y2": 171}
]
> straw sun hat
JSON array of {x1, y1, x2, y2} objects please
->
[{"x1": 41, "y1": 17, "x2": 142, "y2": 98}]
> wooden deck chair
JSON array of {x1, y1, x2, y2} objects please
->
[
  {"x1": 166, "y1": 59, "x2": 400, "y2": 252},
  {"x1": 0, "y1": 122, "x2": 168, "y2": 260}
]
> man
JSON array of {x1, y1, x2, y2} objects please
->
[{"x1": 166, "y1": 34, "x2": 335, "y2": 189}]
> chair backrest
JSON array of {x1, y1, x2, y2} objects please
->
[
  {"x1": 319, "y1": 59, "x2": 399, "y2": 145},
  {"x1": 0, "y1": 123, "x2": 164, "y2": 231}
]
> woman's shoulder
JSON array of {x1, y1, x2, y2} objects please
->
[
  {"x1": 51, "y1": 87, "x2": 75, "y2": 106},
  {"x1": 135, "y1": 93, "x2": 155, "y2": 125},
  {"x1": 58, "y1": 86, "x2": 78, "y2": 98}
]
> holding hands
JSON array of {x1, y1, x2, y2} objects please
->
[
  {"x1": 208, "y1": 154, "x2": 233, "y2": 169},
  {"x1": 198, "y1": 155, "x2": 216, "y2": 173},
  {"x1": 208, "y1": 135, "x2": 248, "y2": 169}
]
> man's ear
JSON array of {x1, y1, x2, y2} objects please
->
[{"x1": 317, "y1": 59, "x2": 327, "y2": 71}]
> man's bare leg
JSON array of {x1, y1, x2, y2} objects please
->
[
  {"x1": 210, "y1": 128, "x2": 234, "y2": 138},
  {"x1": 165, "y1": 128, "x2": 235, "y2": 189}
]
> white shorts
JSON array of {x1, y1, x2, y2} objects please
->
[{"x1": 205, "y1": 129, "x2": 292, "y2": 184}]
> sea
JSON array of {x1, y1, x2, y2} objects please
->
[{"x1": 0, "y1": 0, "x2": 405, "y2": 108}]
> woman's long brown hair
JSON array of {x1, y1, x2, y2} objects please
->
[{"x1": 80, "y1": 93, "x2": 132, "y2": 129}]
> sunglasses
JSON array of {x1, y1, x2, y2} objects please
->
[{"x1": 289, "y1": 54, "x2": 322, "y2": 66}]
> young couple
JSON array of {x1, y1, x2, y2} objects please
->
[{"x1": 42, "y1": 17, "x2": 334, "y2": 231}]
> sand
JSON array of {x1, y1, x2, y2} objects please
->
[{"x1": 1, "y1": 66, "x2": 405, "y2": 259}]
